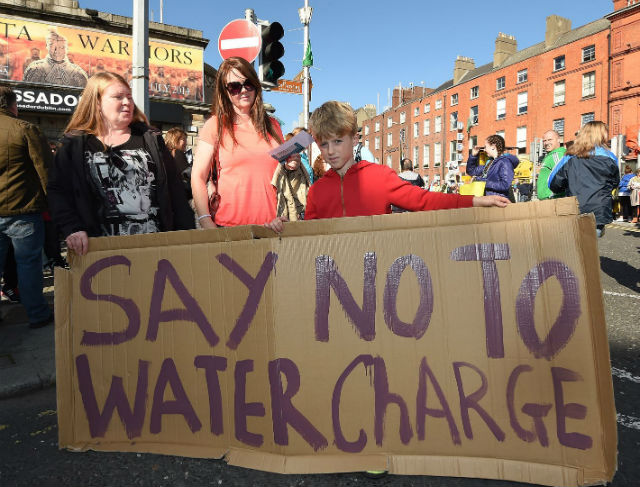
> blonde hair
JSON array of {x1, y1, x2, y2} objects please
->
[
  {"x1": 212, "y1": 57, "x2": 281, "y2": 148},
  {"x1": 309, "y1": 101, "x2": 357, "y2": 143},
  {"x1": 164, "y1": 127, "x2": 187, "y2": 153},
  {"x1": 567, "y1": 121, "x2": 609, "y2": 158},
  {"x1": 65, "y1": 72, "x2": 148, "y2": 136}
]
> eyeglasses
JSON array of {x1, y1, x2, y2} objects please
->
[{"x1": 226, "y1": 80, "x2": 255, "y2": 96}]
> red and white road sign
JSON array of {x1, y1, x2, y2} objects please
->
[{"x1": 218, "y1": 19, "x2": 262, "y2": 62}]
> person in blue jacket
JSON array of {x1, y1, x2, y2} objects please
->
[
  {"x1": 617, "y1": 165, "x2": 634, "y2": 222},
  {"x1": 465, "y1": 134, "x2": 519, "y2": 200},
  {"x1": 549, "y1": 121, "x2": 620, "y2": 237}
]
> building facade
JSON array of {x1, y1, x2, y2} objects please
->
[
  {"x1": 361, "y1": 1, "x2": 640, "y2": 187},
  {"x1": 0, "y1": 0, "x2": 215, "y2": 146}
]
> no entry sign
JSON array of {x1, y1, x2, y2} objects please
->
[{"x1": 218, "y1": 19, "x2": 262, "y2": 62}]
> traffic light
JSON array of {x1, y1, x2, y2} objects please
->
[{"x1": 259, "y1": 22, "x2": 285, "y2": 87}]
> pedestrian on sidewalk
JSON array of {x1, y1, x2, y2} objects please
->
[
  {"x1": 0, "y1": 85, "x2": 53, "y2": 328},
  {"x1": 629, "y1": 168, "x2": 640, "y2": 223},
  {"x1": 536, "y1": 129, "x2": 566, "y2": 200},
  {"x1": 617, "y1": 165, "x2": 634, "y2": 222}
]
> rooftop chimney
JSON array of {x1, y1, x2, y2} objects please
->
[
  {"x1": 545, "y1": 15, "x2": 571, "y2": 48},
  {"x1": 453, "y1": 56, "x2": 475, "y2": 85},
  {"x1": 494, "y1": 33, "x2": 517, "y2": 67}
]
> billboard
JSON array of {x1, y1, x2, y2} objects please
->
[{"x1": 0, "y1": 15, "x2": 204, "y2": 103}]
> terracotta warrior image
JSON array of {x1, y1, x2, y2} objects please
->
[{"x1": 23, "y1": 28, "x2": 88, "y2": 88}]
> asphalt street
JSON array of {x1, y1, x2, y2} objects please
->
[{"x1": 0, "y1": 225, "x2": 639, "y2": 487}]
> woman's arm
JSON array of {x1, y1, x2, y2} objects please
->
[{"x1": 191, "y1": 139, "x2": 217, "y2": 229}]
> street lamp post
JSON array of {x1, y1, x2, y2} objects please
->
[
  {"x1": 298, "y1": 1, "x2": 312, "y2": 129},
  {"x1": 132, "y1": 0, "x2": 149, "y2": 117}
]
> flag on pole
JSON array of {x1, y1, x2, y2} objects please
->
[{"x1": 302, "y1": 40, "x2": 313, "y2": 67}]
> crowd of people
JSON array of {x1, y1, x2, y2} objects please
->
[{"x1": 0, "y1": 55, "x2": 635, "y2": 329}]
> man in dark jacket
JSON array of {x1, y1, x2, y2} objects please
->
[{"x1": 0, "y1": 85, "x2": 53, "y2": 328}]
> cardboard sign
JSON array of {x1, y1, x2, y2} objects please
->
[{"x1": 55, "y1": 199, "x2": 617, "y2": 486}]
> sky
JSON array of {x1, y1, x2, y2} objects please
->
[{"x1": 77, "y1": 0, "x2": 614, "y2": 131}]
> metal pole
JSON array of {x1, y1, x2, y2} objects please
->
[
  {"x1": 132, "y1": 0, "x2": 149, "y2": 117},
  {"x1": 159, "y1": 0, "x2": 163, "y2": 23},
  {"x1": 299, "y1": 1, "x2": 312, "y2": 129}
]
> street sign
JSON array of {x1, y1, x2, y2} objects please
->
[
  {"x1": 218, "y1": 19, "x2": 261, "y2": 62},
  {"x1": 270, "y1": 79, "x2": 313, "y2": 95}
]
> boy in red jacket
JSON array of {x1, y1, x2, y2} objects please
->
[{"x1": 266, "y1": 101, "x2": 508, "y2": 231}]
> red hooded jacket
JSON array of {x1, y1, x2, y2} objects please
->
[{"x1": 305, "y1": 161, "x2": 473, "y2": 219}]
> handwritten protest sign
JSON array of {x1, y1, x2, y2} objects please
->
[{"x1": 55, "y1": 199, "x2": 616, "y2": 486}]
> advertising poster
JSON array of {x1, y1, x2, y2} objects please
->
[{"x1": 0, "y1": 15, "x2": 204, "y2": 103}]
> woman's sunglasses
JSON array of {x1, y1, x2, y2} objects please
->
[{"x1": 226, "y1": 80, "x2": 256, "y2": 96}]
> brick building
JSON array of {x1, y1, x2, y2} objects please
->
[{"x1": 361, "y1": 1, "x2": 640, "y2": 187}]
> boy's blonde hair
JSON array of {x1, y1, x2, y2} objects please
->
[{"x1": 309, "y1": 101, "x2": 357, "y2": 142}]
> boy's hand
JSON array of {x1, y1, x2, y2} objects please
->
[
  {"x1": 285, "y1": 154, "x2": 301, "y2": 171},
  {"x1": 264, "y1": 215, "x2": 288, "y2": 233},
  {"x1": 472, "y1": 195, "x2": 510, "y2": 208}
]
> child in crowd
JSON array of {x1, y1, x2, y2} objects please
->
[
  {"x1": 266, "y1": 101, "x2": 508, "y2": 231},
  {"x1": 271, "y1": 131, "x2": 311, "y2": 221}
]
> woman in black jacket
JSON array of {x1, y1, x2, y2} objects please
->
[{"x1": 48, "y1": 72, "x2": 194, "y2": 256}]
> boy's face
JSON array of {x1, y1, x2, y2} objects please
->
[{"x1": 317, "y1": 132, "x2": 357, "y2": 175}]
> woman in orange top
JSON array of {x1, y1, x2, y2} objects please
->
[{"x1": 191, "y1": 57, "x2": 284, "y2": 228}]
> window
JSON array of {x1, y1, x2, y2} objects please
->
[
  {"x1": 470, "y1": 105, "x2": 478, "y2": 125},
  {"x1": 435, "y1": 99, "x2": 442, "y2": 110},
  {"x1": 496, "y1": 98, "x2": 506, "y2": 120},
  {"x1": 553, "y1": 118, "x2": 565, "y2": 136},
  {"x1": 414, "y1": 107, "x2": 419, "y2": 116},
  {"x1": 375, "y1": 121, "x2": 380, "y2": 132},
  {"x1": 434, "y1": 143, "x2": 442, "y2": 165},
  {"x1": 364, "y1": 126, "x2": 370, "y2": 136},
  {"x1": 553, "y1": 80, "x2": 565, "y2": 106},
  {"x1": 414, "y1": 122, "x2": 419, "y2": 138},
  {"x1": 423, "y1": 119, "x2": 430, "y2": 135},
  {"x1": 424, "y1": 103, "x2": 430, "y2": 113},
  {"x1": 414, "y1": 146, "x2": 419, "y2": 165},
  {"x1": 516, "y1": 126, "x2": 527, "y2": 150},
  {"x1": 517, "y1": 69, "x2": 528, "y2": 84},
  {"x1": 582, "y1": 71, "x2": 595, "y2": 98},
  {"x1": 451, "y1": 93, "x2": 458, "y2": 106},
  {"x1": 364, "y1": 139, "x2": 369, "y2": 148},
  {"x1": 423, "y1": 144, "x2": 430, "y2": 167},
  {"x1": 386, "y1": 155, "x2": 392, "y2": 167},
  {"x1": 496, "y1": 130, "x2": 505, "y2": 139},
  {"x1": 450, "y1": 141, "x2": 457, "y2": 161},
  {"x1": 435, "y1": 116, "x2": 442, "y2": 133},
  {"x1": 469, "y1": 135, "x2": 478, "y2": 149},
  {"x1": 517, "y1": 92, "x2": 528, "y2": 114},
  {"x1": 554, "y1": 55, "x2": 565, "y2": 71},
  {"x1": 374, "y1": 136, "x2": 380, "y2": 150},
  {"x1": 470, "y1": 85, "x2": 479, "y2": 99},
  {"x1": 399, "y1": 112, "x2": 406, "y2": 123},
  {"x1": 450, "y1": 111, "x2": 458, "y2": 131},
  {"x1": 496, "y1": 76, "x2": 505, "y2": 90},
  {"x1": 387, "y1": 133, "x2": 393, "y2": 146},
  {"x1": 581, "y1": 112, "x2": 595, "y2": 126},
  {"x1": 582, "y1": 45, "x2": 595, "y2": 63},
  {"x1": 387, "y1": 117, "x2": 393, "y2": 128}
]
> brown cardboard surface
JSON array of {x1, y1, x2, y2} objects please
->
[{"x1": 56, "y1": 199, "x2": 616, "y2": 486}]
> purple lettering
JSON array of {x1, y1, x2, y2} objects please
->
[
  {"x1": 146, "y1": 259, "x2": 219, "y2": 347},
  {"x1": 217, "y1": 252, "x2": 278, "y2": 349},
  {"x1": 450, "y1": 244, "x2": 510, "y2": 358},
  {"x1": 383, "y1": 255, "x2": 433, "y2": 339},
  {"x1": 268, "y1": 358, "x2": 328, "y2": 451},
  {"x1": 551, "y1": 367, "x2": 592, "y2": 450},
  {"x1": 507, "y1": 365, "x2": 552, "y2": 446},
  {"x1": 453, "y1": 361, "x2": 505, "y2": 441},
  {"x1": 75, "y1": 354, "x2": 148, "y2": 439},
  {"x1": 79, "y1": 256, "x2": 140, "y2": 346},
  {"x1": 150, "y1": 358, "x2": 201, "y2": 434},
  {"x1": 194, "y1": 355, "x2": 227, "y2": 435},
  {"x1": 234, "y1": 360, "x2": 265, "y2": 447},
  {"x1": 332, "y1": 355, "x2": 372, "y2": 453},
  {"x1": 373, "y1": 356, "x2": 413, "y2": 446},
  {"x1": 516, "y1": 261, "x2": 581, "y2": 360},
  {"x1": 315, "y1": 253, "x2": 377, "y2": 342},
  {"x1": 416, "y1": 357, "x2": 461, "y2": 444}
]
